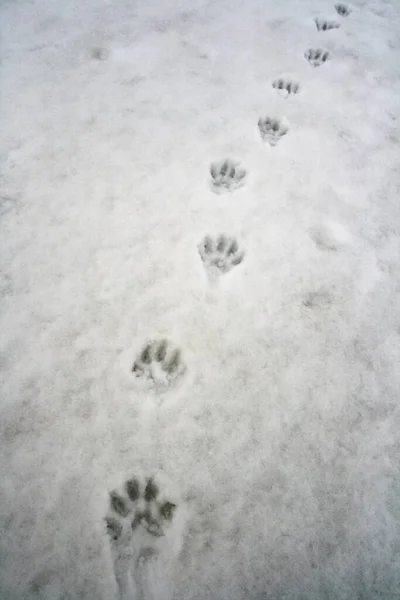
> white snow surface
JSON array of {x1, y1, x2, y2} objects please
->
[{"x1": 1, "y1": 0, "x2": 400, "y2": 598}]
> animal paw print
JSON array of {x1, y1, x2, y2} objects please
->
[
  {"x1": 303, "y1": 289, "x2": 333, "y2": 309},
  {"x1": 272, "y1": 78, "x2": 300, "y2": 98},
  {"x1": 304, "y1": 48, "x2": 330, "y2": 67},
  {"x1": 198, "y1": 234, "x2": 244, "y2": 275},
  {"x1": 105, "y1": 475, "x2": 178, "y2": 543},
  {"x1": 258, "y1": 115, "x2": 289, "y2": 146},
  {"x1": 132, "y1": 340, "x2": 186, "y2": 392},
  {"x1": 309, "y1": 222, "x2": 352, "y2": 252},
  {"x1": 210, "y1": 159, "x2": 247, "y2": 194},
  {"x1": 315, "y1": 18, "x2": 340, "y2": 31},
  {"x1": 105, "y1": 473, "x2": 181, "y2": 598},
  {"x1": 335, "y1": 3, "x2": 351, "y2": 16},
  {"x1": 91, "y1": 46, "x2": 108, "y2": 61}
]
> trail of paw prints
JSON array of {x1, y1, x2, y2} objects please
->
[
  {"x1": 258, "y1": 115, "x2": 289, "y2": 146},
  {"x1": 304, "y1": 48, "x2": 330, "y2": 67},
  {"x1": 198, "y1": 235, "x2": 245, "y2": 283},
  {"x1": 210, "y1": 159, "x2": 247, "y2": 194},
  {"x1": 132, "y1": 340, "x2": 187, "y2": 393},
  {"x1": 335, "y1": 3, "x2": 351, "y2": 16},
  {"x1": 105, "y1": 473, "x2": 180, "y2": 599},
  {"x1": 272, "y1": 77, "x2": 301, "y2": 98},
  {"x1": 315, "y1": 17, "x2": 340, "y2": 31}
]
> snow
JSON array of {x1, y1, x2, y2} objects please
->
[{"x1": 1, "y1": 0, "x2": 400, "y2": 598}]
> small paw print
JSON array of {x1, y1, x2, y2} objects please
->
[
  {"x1": 315, "y1": 18, "x2": 340, "y2": 31},
  {"x1": 258, "y1": 116, "x2": 289, "y2": 146},
  {"x1": 198, "y1": 234, "x2": 245, "y2": 275},
  {"x1": 105, "y1": 473, "x2": 179, "y2": 543},
  {"x1": 90, "y1": 46, "x2": 108, "y2": 60},
  {"x1": 132, "y1": 340, "x2": 186, "y2": 392},
  {"x1": 210, "y1": 159, "x2": 247, "y2": 194},
  {"x1": 335, "y1": 3, "x2": 351, "y2": 16},
  {"x1": 305, "y1": 48, "x2": 330, "y2": 66},
  {"x1": 272, "y1": 78, "x2": 301, "y2": 98},
  {"x1": 303, "y1": 289, "x2": 333, "y2": 309}
]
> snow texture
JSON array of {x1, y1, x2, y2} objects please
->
[{"x1": 1, "y1": 0, "x2": 400, "y2": 598}]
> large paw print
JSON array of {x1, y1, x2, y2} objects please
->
[
  {"x1": 105, "y1": 474, "x2": 178, "y2": 543},
  {"x1": 304, "y1": 48, "x2": 330, "y2": 67},
  {"x1": 105, "y1": 473, "x2": 181, "y2": 598},
  {"x1": 272, "y1": 78, "x2": 300, "y2": 98},
  {"x1": 198, "y1": 234, "x2": 245, "y2": 275},
  {"x1": 210, "y1": 159, "x2": 247, "y2": 194},
  {"x1": 258, "y1": 115, "x2": 289, "y2": 146},
  {"x1": 132, "y1": 340, "x2": 186, "y2": 392},
  {"x1": 315, "y1": 17, "x2": 340, "y2": 31}
]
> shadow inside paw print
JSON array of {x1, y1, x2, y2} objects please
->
[
  {"x1": 131, "y1": 340, "x2": 186, "y2": 392},
  {"x1": 315, "y1": 17, "x2": 340, "y2": 30},
  {"x1": 335, "y1": 3, "x2": 351, "y2": 16},
  {"x1": 258, "y1": 116, "x2": 289, "y2": 146},
  {"x1": 305, "y1": 48, "x2": 330, "y2": 66},
  {"x1": 272, "y1": 78, "x2": 300, "y2": 98},
  {"x1": 198, "y1": 234, "x2": 244, "y2": 276},
  {"x1": 210, "y1": 159, "x2": 247, "y2": 194}
]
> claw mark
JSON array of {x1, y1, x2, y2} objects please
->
[{"x1": 132, "y1": 361, "x2": 142, "y2": 374}]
